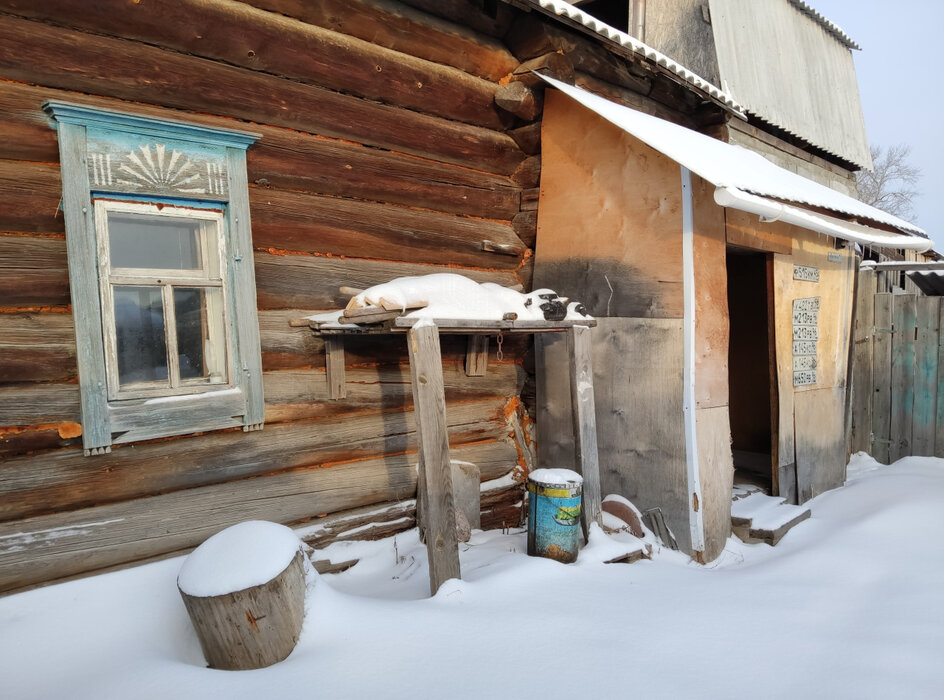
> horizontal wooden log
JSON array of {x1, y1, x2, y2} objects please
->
[
  {"x1": 247, "y1": 130, "x2": 520, "y2": 220},
  {"x1": 0, "y1": 396, "x2": 515, "y2": 522},
  {"x1": 0, "y1": 312, "x2": 76, "y2": 382},
  {"x1": 509, "y1": 122, "x2": 543, "y2": 155},
  {"x1": 397, "y1": 0, "x2": 517, "y2": 38},
  {"x1": 0, "y1": 382, "x2": 81, "y2": 425},
  {"x1": 480, "y1": 481, "x2": 527, "y2": 531},
  {"x1": 0, "y1": 439, "x2": 519, "y2": 592},
  {"x1": 0, "y1": 160, "x2": 64, "y2": 234},
  {"x1": 299, "y1": 500, "x2": 417, "y2": 550},
  {"x1": 0, "y1": 81, "x2": 520, "y2": 220},
  {"x1": 0, "y1": 425, "x2": 82, "y2": 458},
  {"x1": 250, "y1": 187, "x2": 526, "y2": 269},
  {"x1": 494, "y1": 81, "x2": 543, "y2": 121},
  {"x1": 512, "y1": 210, "x2": 539, "y2": 249},
  {"x1": 505, "y1": 13, "x2": 653, "y2": 96},
  {"x1": 1, "y1": 158, "x2": 527, "y2": 271},
  {"x1": 253, "y1": 251, "x2": 522, "y2": 309},
  {"x1": 263, "y1": 363, "x2": 524, "y2": 423},
  {"x1": 512, "y1": 52, "x2": 576, "y2": 88},
  {"x1": 0, "y1": 0, "x2": 507, "y2": 131},
  {"x1": 242, "y1": 0, "x2": 518, "y2": 81},
  {"x1": 574, "y1": 72, "x2": 697, "y2": 128},
  {"x1": 511, "y1": 156, "x2": 542, "y2": 189},
  {"x1": 0, "y1": 14, "x2": 524, "y2": 175}
]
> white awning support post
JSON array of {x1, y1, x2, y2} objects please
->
[{"x1": 681, "y1": 166, "x2": 706, "y2": 556}]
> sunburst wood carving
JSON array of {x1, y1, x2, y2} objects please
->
[{"x1": 88, "y1": 143, "x2": 228, "y2": 198}]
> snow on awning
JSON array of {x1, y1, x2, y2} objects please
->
[{"x1": 539, "y1": 75, "x2": 931, "y2": 252}]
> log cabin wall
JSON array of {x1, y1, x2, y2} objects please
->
[
  {"x1": 0, "y1": 0, "x2": 730, "y2": 593},
  {"x1": 0, "y1": 0, "x2": 534, "y2": 594}
]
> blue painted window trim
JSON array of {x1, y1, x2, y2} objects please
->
[
  {"x1": 43, "y1": 100, "x2": 260, "y2": 150},
  {"x1": 46, "y1": 101, "x2": 265, "y2": 454}
]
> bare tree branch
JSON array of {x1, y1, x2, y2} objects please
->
[{"x1": 856, "y1": 144, "x2": 922, "y2": 219}]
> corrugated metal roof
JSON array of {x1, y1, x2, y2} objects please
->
[
  {"x1": 526, "y1": 0, "x2": 745, "y2": 115},
  {"x1": 709, "y1": 0, "x2": 872, "y2": 169},
  {"x1": 540, "y1": 75, "x2": 927, "y2": 241},
  {"x1": 907, "y1": 272, "x2": 944, "y2": 296},
  {"x1": 788, "y1": 1, "x2": 860, "y2": 50}
]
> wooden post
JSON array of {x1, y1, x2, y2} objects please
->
[
  {"x1": 913, "y1": 296, "x2": 940, "y2": 456},
  {"x1": 872, "y1": 294, "x2": 893, "y2": 464},
  {"x1": 567, "y1": 324, "x2": 602, "y2": 536},
  {"x1": 890, "y1": 294, "x2": 917, "y2": 462},
  {"x1": 407, "y1": 323, "x2": 460, "y2": 595},
  {"x1": 850, "y1": 269, "x2": 875, "y2": 454}
]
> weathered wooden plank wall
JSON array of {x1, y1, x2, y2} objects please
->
[{"x1": 850, "y1": 277, "x2": 944, "y2": 462}]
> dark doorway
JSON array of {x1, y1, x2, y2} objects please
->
[{"x1": 726, "y1": 248, "x2": 778, "y2": 493}]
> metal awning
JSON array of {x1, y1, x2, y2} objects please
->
[{"x1": 539, "y1": 75, "x2": 931, "y2": 252}]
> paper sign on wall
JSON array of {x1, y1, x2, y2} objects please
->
[{"x1": 792, "y1": 297, "x2": 819, "y2": 386}]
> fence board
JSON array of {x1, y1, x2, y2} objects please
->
[
  {"x1": 889, "y1": 295, "x2": 916, "y2": 462},
  {"x1": 870, "y1": 294, "x2": 893, "y2": 463},
  {"x1": 912, "y1": 296, "x2": 940, "y2": 455},
  {"x1": 936, "y1": 301, "x2": 944, "y2": 458},
  {"x1": 850, "y1": 269, "x2": 875, "y2": 453}
]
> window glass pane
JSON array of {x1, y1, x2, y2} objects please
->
[
  {"x1": 114, "y1": 286, "x2": 168, "y2": 385},
  {"x1": 174, "y1": 287, "x2": 227, "y2": 384},
  {"x1": 108, "y1": 212, "x2": 202, "y2": 270}
]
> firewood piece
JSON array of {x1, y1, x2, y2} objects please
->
[
  {"x1": 494, "y1": 81, "x2": 543, "y2": 121},
  {"x1": 288, "y1": 318, "x2": 311, "y2": 327},
  {"x1": 339, "y1": 286, "x2": 365, "y2": 297},
  {"x1": 179, "y1": 548, "x2": 307, "y2": 671}
]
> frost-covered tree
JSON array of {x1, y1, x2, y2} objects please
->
[{"x1": 856, "y1": 144, "x2": 921, "y2": 220}]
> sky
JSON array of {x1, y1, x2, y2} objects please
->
[{"x1": 809, "y1": 1, "x2": 944, "y2": 249}]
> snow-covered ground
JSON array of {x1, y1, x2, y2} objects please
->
[{"x1": 2, "y1": 453, "x2": 943, "y2": 699}]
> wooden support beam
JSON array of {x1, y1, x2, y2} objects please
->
[
  {"x1": 465, "y1": 335, "x2": 489, "y2": 377},
  {"x1": 325, "y1": 338, "x2": 346, "y2": 400},
  {"x1": 567, "y1": 324, "x2": 602, "y2": 535},
  {"x1": 407, "y1": 323, "x2": 460, "y2": 594}
]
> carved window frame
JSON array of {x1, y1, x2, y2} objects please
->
[{"x1": 44, "y1": 101, "x2": 265, "y2": 455}]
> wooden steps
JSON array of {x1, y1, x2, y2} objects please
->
[{"x1": 730, "y1": 490, "x2": 810, "y2": 546}]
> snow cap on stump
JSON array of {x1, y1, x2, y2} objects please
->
[{"x1": 178, "y1": 521, "x2": 308, "y2": 670}]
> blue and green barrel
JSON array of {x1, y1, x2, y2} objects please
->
[{"x1": 527, "y1": 468, "x2": 583, "y2": 563}]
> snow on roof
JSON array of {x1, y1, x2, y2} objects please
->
[
  {"x1": 526, "y1": 0, "x2": 745, "y2": 116},
  {"x1": 788, "y1": 1, "x2": 861, "y2": 50},
  {"x1": 541, "y1": 75, "x2": 926, "y2": 239},
  {"x1": 309, "y1": 273, "x2": 593, "y2": 328}
]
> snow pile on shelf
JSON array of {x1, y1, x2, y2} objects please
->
[{"x1": 310, "y1": 273, "x2": 593, "y2": 326}]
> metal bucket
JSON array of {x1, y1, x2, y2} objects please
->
[{"x1": 527, "y1": 468, "x2": 583, "y2": 563}]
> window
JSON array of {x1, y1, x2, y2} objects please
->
[{"x1": 44, "y1": 102, "x2": 265, "y2": 455}]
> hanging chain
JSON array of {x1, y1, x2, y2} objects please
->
[{"x1": 496, "y1": 331, "x2": 504, "y2": 361}]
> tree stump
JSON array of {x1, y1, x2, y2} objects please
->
[{"x1": 178, "y1": 521, "x2": 308, "y2": 670}]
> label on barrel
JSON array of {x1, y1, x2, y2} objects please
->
[{"x1": 527, "y1": 483, "x2": 582, "y2": 564}]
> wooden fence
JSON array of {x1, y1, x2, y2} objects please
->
[{"x1": 850, "y1": 269, "x2": 944, "y2": 462}]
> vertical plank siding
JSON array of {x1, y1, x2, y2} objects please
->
[{"x1": 852, "y1": 271, "x2": 944, "y2": 463}]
